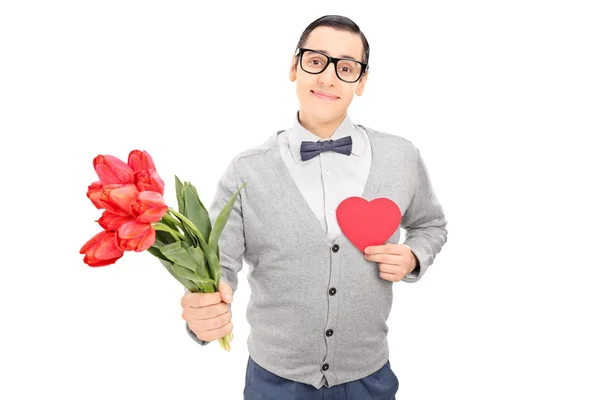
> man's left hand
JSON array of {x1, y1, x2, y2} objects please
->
[{"x1": 364, "y1": 243, "x2": 418, "y2": 282}]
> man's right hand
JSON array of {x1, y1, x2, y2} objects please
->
[{"x1": 181, "y1": 279, "x2": 234, "y2": 342}]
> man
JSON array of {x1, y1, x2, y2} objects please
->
[{"x1": 180, "y1": 15, "x2": 448, "y2": 400}]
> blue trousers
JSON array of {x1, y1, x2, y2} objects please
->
[{"x1": 244, "y1": 355, "x2": 399, "y2": 400}]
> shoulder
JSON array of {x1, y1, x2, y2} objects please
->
[
  {"x1": 227, "y1": 130, "x2": 280, "y2": 170},
  {"x1": 358, "y1": 124, "x2": 420, "y2": 161}
]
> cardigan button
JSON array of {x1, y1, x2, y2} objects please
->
[
  {"x1": 326, "y1": 329, "x2": 334, "y2": 337},
  {"x1": 322, "y1": 363, "x2": 329, "y2": 371},
  {"x1": 329, "y1": 288, "x2": 337, "y2": 296},
  {"x1": 332, "y1": 244, "x2": 339, "y2": 253}
]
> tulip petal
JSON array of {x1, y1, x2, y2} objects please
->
[
  {"x1": 84, "y1": 256, "x2": 123, "y2": 267},
  {"x1": 136, "y1": 227, "x2": 156, "y2": 252},
  {"x1": 94, "y1": 235, "x2": 125, "y2": 260},
  {"x1": 116, "y1": 221, "x2": 156, "y2": 252},
  {"x1": 94, "y1": 155, "x2": 134, "y2": 185},
  {"x1": 80, "y1": 230, "x2": 124, "y2": 267},
  {"x1": 86, "y1": 181, "x2": 103, "y2": 209},
  {"x1": 99, "y1": 184, "x2": 138, "y2": 216},
  {"x1": 134, "y1": 169, "x2": 165, "y2": 195},
  {"x1": 117, "y1": 220, "x2": 148, "y2": 239},
  {"x1": 136, "y1": 206, "x2": 168, "y2": 223},
  {"x1": 98, "y1": 210, "x2": 136, "y2": 230},
  {"x1": 128, "y1": 150, "x2": 156, "y2": 172},
  {"x1": 80, "y1": 231, "x2": 107, "y2": 254},
  {"x1": 137, "y1": 190, "x2": 166, "y2": 205},
  {"x1": 132, "y1": 191, "x2": 168, "y2": 223}
]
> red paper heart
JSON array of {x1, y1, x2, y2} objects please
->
[{"x1": 336, "y1": 197, "x2": 402, "y2": 253}]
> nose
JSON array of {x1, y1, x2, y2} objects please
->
[{"x1": 318, "y1": 61, "x2": 337, "y2": 86}]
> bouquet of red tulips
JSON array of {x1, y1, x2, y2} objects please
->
[{"x1": 80, "y1": 150, "x2": 246, "y2": 351}]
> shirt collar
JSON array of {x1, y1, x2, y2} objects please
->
[{"x1": 288, "y1": 110, "x2": 366, "y2": 164}]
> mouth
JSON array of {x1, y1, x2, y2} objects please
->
[{"x1": 311, "y1": 90, "x2": 339, "y2": 100}]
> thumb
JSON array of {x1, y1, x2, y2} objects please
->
[{"x1": 219, "y1": 279, "x2": 233, "y2": 303}]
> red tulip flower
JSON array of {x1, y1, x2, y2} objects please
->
[
  {"x1": 116, "y1": 220, "x2": 156, "y2": 252},
  {"x1": 98, "y1": 184, "x2": 139, "y2": 216},
  {"x1": 128, "y1": 150, "x2": 165, "y2": 194},
  {"x1": 132, "y1": 191, "x2": 168, "y2": 223},
  {"x1": 134, "y1": 169, "x2": 164, "y2": 195},
  {"x1": 93, "y1": 155, "x2": 134, "y2": 185},
  {"x1": 87, "y1": 181, "x2": 103, "y2": 209},
  {"x1": 128, "y1": 150, "x2": 156, "y2": 171},
  {"x1": 79, "y1": 230, "x2": 125, "y2": 267},
  {"x1": 98, "y1": 210, "x2": 135, "y2": 230}
]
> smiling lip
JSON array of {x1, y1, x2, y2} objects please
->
[{"x1": 311, "y1": 90, "x2": 339, "y2": 100}]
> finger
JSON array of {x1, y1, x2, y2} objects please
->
[
  {"x1": 205, "y1": 322, "x2": 234, "y2": 342},
  {"x1": 181, "y1": 291, "x2": 222, "y2": 308},
  {"x1": 378, "y1": 262, "x2": 400, "y2": 274},
  {"x1": 379, "y1": 271, "x2": 396, "y2": 282},
  {"x1": 364, "y1": 245, "x2": 384, "y2": 254},
  {"x1": 366, "y1": 253, "x2": 402, "y2": 265},
  {"x1": 219, "y1": 280, "x2": 233, "y2": 303},
  {"x1": 380, "y1": 262, "x2": 411, "y2": 278},
  {"x1": 183, "y1": 301, "x2": 230, "y2": 321},
  {"x1": 365, "y1": 243, "x2": 402, "y2": 255},
  {"x1": 189, "y1": 312, "x2": 232, "y2": 335}
]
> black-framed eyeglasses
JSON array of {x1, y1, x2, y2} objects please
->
[{"x1": 296, "y1": 47, "x2": 368, "y2": 83}]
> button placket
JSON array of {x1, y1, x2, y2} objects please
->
[{"x1": 322, "y1": 242, "x2": 341, "y2": 377}]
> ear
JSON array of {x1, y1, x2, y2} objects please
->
[
  {"x1": 355, "y1": 70, "x2": 368, "y2": 96},
  {"x1": 289, "y1": 53, "x2": 298, "y2": 82}
]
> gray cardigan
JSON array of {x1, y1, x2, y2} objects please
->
[{"x1": 184, "y1": 126, "x2": 448, "y2": 389}]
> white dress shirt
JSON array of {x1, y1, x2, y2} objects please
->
[{"x1": 278, "y1": 111, "x2": 372, "y2": 243}]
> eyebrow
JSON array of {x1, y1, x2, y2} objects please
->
[{"x1": 314, "y1": 49, "x2": 361, "y2": 61}]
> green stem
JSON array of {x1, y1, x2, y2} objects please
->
[
  {"x1": 152, "y1": 222, "x2": 185, "y2": 240},
  {"x1": 162, "y1": 212, "x2": 184, "y2": 229},
  {"x1": 168, "y1": 207, "x2": 206, "y2": 242}
]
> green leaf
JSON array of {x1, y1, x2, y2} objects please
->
[
  {"x1": 186, "y1": 244, "x2": 206, "y2": 273},
  {"x1": 153, "y1": 223, "x2": 184, "y2": 242},
  {"x1": 168, "y1": 209, "x2": 203, "y2": 246},
  {"x1": 160, "y1": 212, "x2": 182, "y2": 231},
  {"x1": 171, "y1": 262, "x2": 214, "y2": 287},
  {"x1": 167, "y1": 208, "x2": 221, "y2": 282},
  {"x1": 184, "y1": 183, "x2": 212, "y2": 244},
  {"x1": 168, "y1": 209, "x2": 197, "y2": 247},
  {"x1": 197, "y1": 237, "x2": 222, "y2": 283},
  {"x1": 175, "y1": 175, "x2": 186, "y2": 215},
  {"x1": 208, "y1": 181, "x2": 247, "y2": 255},
  {"x1": 155, "y1": 230, "x2": 175, "y2": 245},
  {"x1": 157, "y1": 259, "x2": 198, "y2": 292},
  {"x1": 188, "y1": 182, "x2": 208, "y2": 213},
  {"x1": 159, "y1": 242, "x2": 196, "y2": 271},
  {"x1": 147, "y1": 244, "x2": 170, "y2": 262}
]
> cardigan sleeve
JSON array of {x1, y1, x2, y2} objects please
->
[
  {"x1": 401, "y1": 147, "x2": 448, "y2": 283},
  {"x1": 184, "y1": 155, "x2": 247, "y2": 345}
]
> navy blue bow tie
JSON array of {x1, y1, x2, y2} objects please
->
[{"x1": 300, "y1": 136, "x2": 353, "y2": 161}]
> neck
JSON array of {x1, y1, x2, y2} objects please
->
[{"x1": 298, "y1": 110, "x2": 346, "y2": 139}]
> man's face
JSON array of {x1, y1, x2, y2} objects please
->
[{"x1": 289, "y1": 26, "x2": 368, "y2": 123}]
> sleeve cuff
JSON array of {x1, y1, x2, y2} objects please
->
[
  {"x1": 186, "y1": 322, "x2": 211, "y2": 346},
  {"x1": 401, "y1": 241, "x2": 427, "y2": 283}
]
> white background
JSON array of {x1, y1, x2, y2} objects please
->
[{"x1": 1, "y1": 1, "x2": 599, "y2": 399}]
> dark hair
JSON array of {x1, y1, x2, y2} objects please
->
[{"x1": 295, "y1": 15, "x2": 370, "y2": 70}]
